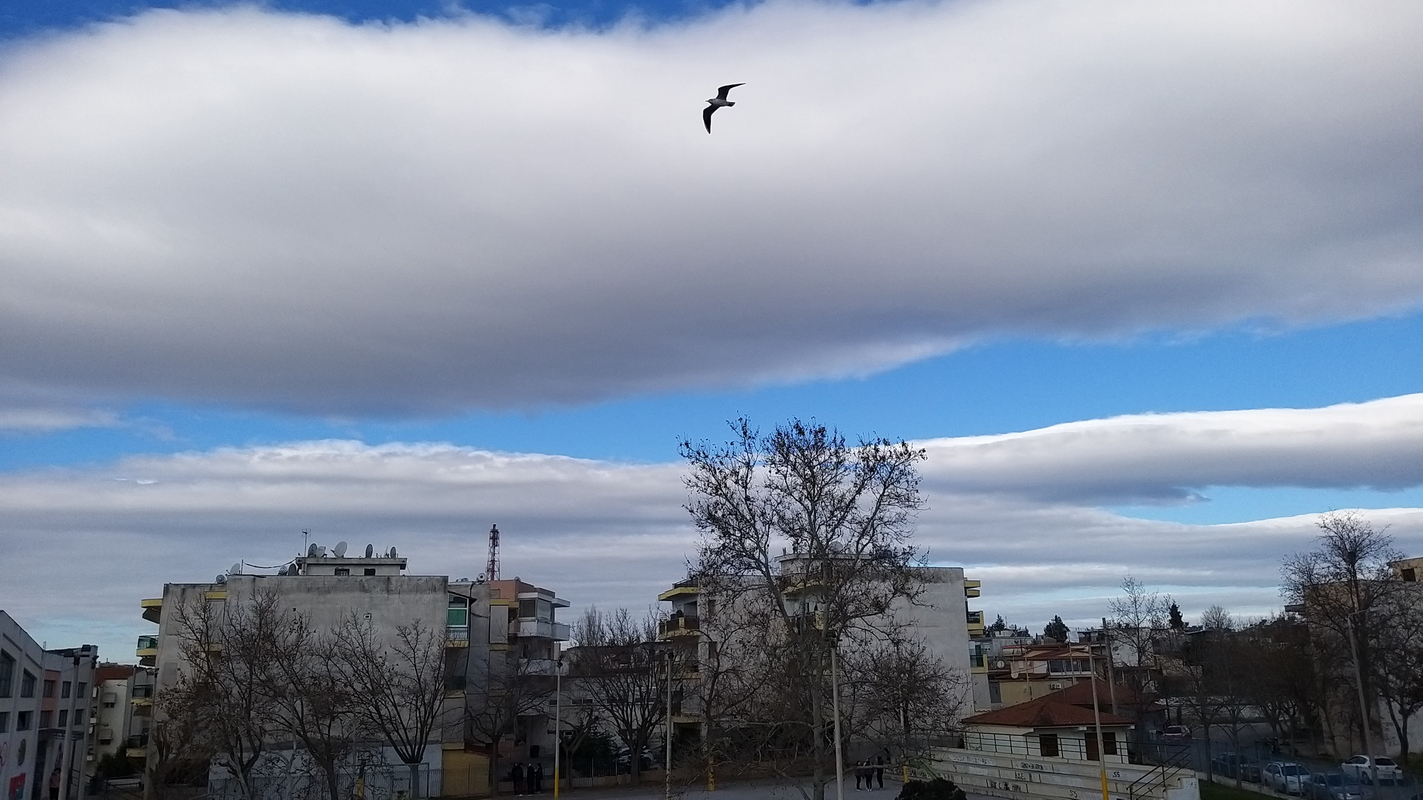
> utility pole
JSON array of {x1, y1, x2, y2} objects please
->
[
  {"x1": 1345, "y1": 614, "x2": 1379, "y2": 792},
  {"x1": 830, "y1": 639, "x2": 845, "y2": 800},
  {"x1": 1084, "y1": 645, "x2": 1109, "y2": 800},
  {"x1": 666, "y1": 652, "x2": 674, "y2": 800}
]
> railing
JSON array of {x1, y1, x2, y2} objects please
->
[
  {"x1": 135, "y1": 636, "x2": 157, "y2": 651},
  {"x1": 1127, "y1": 743, "x2": 1191, "y2": 800},
  {"x1": 658, "y1": 616, "x2": 701, "y2": 636},
  {"x1": 509, "y1": 619, "x2": 571, "y2": 640}
]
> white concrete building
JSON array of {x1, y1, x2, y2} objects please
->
[
  {"x1": 141, "y1": 547, "x2": 571, "y2": 800},
  {"x1": 0, "y1": 611, "x2": 97, "y2": 800},
  {"x1": 84, "y1": 664, "x2": 156, "y2": 782}
]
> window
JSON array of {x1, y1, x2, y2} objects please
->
[
  {"x1": 21, "y1": 670, "x2": 36, "y2": 697},
  {"x1": 59, "y1": 710, "x2": 68, "y2": 727},
  {"x1": 18, "y1": 710, "x2": 33, "y2": 731},
  {"x1": 364, "y1": 568, "x2": 376, "y2": 576},
  {"x1": 44, "y1": 679, "x2": 56, "y2": 697},
  {"x1": 0, "y1": 651, "x2": 12, "y2": 697},
  {"x1": 40, "y1": 711, "x2": 52, "y2": 728},
  {"x1": 335, "y1": 567, "x2": 350, "y2": 576},
  {"x1": 61, "y1": 681, "x2": 71, "y2": 699},
  {"x1": 0, "y1": 711, "x2": 8, "y2": 732},
  {"x1": 1103, "y1": 732, "x2": 1117, "y2": 755},
  {"x1": 77, "y1": 682, "x2": 86, "y2": 698},
  {"x1": 1047, "y1": 660, "x2": 1066, "y2": 674},
  {"x1": 448, "y1": 596, "x2": 469, "y2": 627},
  {"x1": 1403, "y1": 568, "x2": 1417, "y2": 582},
  {"x1": 1039, "y1": 734, "x2": 1059, "y2": 757}
]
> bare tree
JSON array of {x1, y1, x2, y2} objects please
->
[
  {"x1": 336, "y1": 618, "x2": 449, "y2": 798},
  {"x1": 1282, "y1": 511, "x2": 1403, "y2": 754},
  {"x1": 681, "y1": 418, "x2": 927, "y2": 800},
  {"x1": 1108, "y1": 576, "x2": 1170, "y2": 678},
  {"x1": 569, "y1": 608, "x2": 669, "y2": 785},
  {"x1": 464, "y1": 647, "x2": 550, "y2": 795},
  {"x1": 1371, "y1": 588, "x2": 1423, "y2": 758},
  {"x1": 167, "y1": 591, "x2": 284, "y2": 800},
  {"x1": 146, "y1": 671, "x2": 213, "y2": 800},
  {"x1": 848, "y1": 634, "x2": 968, "y2": 769},
  {"x1": 260, "y1": 610, "x2": 361, "y2": 800}
]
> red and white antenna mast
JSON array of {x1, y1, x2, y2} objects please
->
[{"x1": 486, "y1": 524, "x2": 500, "y2": 581}]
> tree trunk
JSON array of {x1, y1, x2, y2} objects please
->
[{"x1": 407, "y1": 761, "x2": 421, "y2": 799}]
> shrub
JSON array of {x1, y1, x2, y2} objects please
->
[{"x1": 895, "y1": 777, "x2": 967, "y2": 800}]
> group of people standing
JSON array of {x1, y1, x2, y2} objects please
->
[
  {"x1": 509, "y1": 761, "x2": 545, "y2": 795},
  {"x1": 853, "y1": 755, "x2": 887, "y2": 790}
]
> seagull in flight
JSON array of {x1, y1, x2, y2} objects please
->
[{"x1": 703, "y1": 83, "x2": 744, "y2": 133}]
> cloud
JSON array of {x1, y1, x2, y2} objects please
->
[
  {"x1": 1, "y1": 1, "x2": 1421, "y2": 413},
  {"x1": 919, "y1": 393, "x2": 1423, "y2": 503},
  {"x1": 0, "y1": 407, "x2": 118, "y2": 432},
  {"x1": 6, "y1": 396, "x2": 1423, "y2": 660}
]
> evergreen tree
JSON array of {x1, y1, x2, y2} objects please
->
[
  {"x1": 1168, "y1": 602, "x2": 1185, "y2": 631},
  {"x1": 1043, "y1": 615, "x2": 1069, "y2": 642}
]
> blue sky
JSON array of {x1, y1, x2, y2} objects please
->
[{"x1": 2, "y1": 0, "x2": 1423, "y2": 657}]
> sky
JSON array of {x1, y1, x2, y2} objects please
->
[{"x1": 2, "y1": 0, "x2": 1422, "y2": 662}]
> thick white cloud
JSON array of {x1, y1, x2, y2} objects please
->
[
  {"x1": 5, "y1": 396, "x2": 1423, "y2": 660},
  {"x1": 1, "y1": 1, "x2": 1422, "y2": 413},
  {"x1": 920, "y1": 393, "x2": 1423, "y2": 503}
]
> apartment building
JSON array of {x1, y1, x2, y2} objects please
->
[
  {"x1": 0, "y1": 611, "x2": 97, "y2": 800},
  {"x1": 140, "y1": 546, "x2": 569, "y2": 800},
  {"x1": 84, "y1": 663, "x2": 156, "y2": 782},
  {"x1": 657, "y1": 558, "x2": 983, "y2": 743}
]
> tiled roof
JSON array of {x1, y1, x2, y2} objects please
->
[{"x1": 963, "y1": 696, "x2": 1134, "y2": 729}]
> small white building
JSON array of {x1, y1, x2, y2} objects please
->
[{"x1": 961, "y1": 695, "x2": 1134, "y2": 764}]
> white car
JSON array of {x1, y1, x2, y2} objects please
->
[
  {"x1": 1265, "y1": 762, "x2": 1311, "y2": 795},
  {"x1": 1340, "y1": 755, "x2": 1402, "y2": 785}
]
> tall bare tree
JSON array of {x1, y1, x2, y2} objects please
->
[
  {"x1": 569, "y1": 608, "x2": 669, "y2": 785},
  {"x1": 260, "y1": 610, "x2": 361, "y2": 800},
  {"x1": 167, "y1": 591, "x2": 285, "y2": 800},
  {"x1": 1282, "y1": 511, "x2": 1403, "y2": 754},
  {"x1": 336, "y1": 618, "x2": 449, "y2": 798},
  {"x1": 463, "y1": 648, "x2": 548, "y2": 795},
  {"x1": 681, "y1": 418, "x2": 927, "y2": 800}
]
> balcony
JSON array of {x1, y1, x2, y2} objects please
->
[
  {"x1": 657, "y1": 582, "x2": 700, "y2": 601},
  {"x1": 124, "y1": 735, "x2": 148, "y2": 760},
  {"x1": 658, "y1": 616, "x2": 701, "y2": 638},
  {"x1": 140, "y1": 598, "x2": 162, "y2": 624},
  {"x1": 136, "y1": 636, "x2": 158, "y2": 665},
  {"x1": 446, "y1": 627, "x2": 470, "y2": 648},
  {"x1": 964, "y1": 580, "x2": 981, "y2": 599},
  {"x1": 508, "y1": 619, "x2": 570, "y2": 641},
  {"x1": 966, "y1": 610, "x2": 985, "y2": 637}
]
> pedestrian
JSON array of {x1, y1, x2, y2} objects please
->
[
  {"x1": 49, "y1": 769, "x2": 61, "y2": 800},
  {"x1": 874, "y1": 755, "x2": 885, "y2": 789},
  {"x1": 533, "y1": 762, "x2": 544, "y2": 793},
  {"x1": 512, "y1": 762, "x2": 526, "y2": 796},
  {"x1": 854, "y1": 760, "x2": 867, "y2": 790}
]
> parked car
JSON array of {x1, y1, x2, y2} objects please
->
[
  {"x1": 1340, "y1": 755, "x2": 1402, "y2": 784},
  {"x1": 1303, "y1": 772, "x2": 1363, "y2": 800},
  {"x1": 1160, "y1": 725, "x2": 1192, "y2": 743},
  {"x1": 1211, "y1": 752, "x2": 1262, "y2": 783},
  {"x1": 1264, "y1": 762, "x2": 1311, "y2": 795}
]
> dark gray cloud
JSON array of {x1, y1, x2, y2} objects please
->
[{"x1": 0, "y1": 1, "x2": 1421, "y2": 413}]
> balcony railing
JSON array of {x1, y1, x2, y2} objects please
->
[
  {"x1": 509, "y1": 619, "x2": 571, "y2": 641},
  {"x1": 658, "y1": 616, "x2": 701, "y2": 637},
  {"x1": 446, "y1": 627, "x2": 470, "y2": 647}
]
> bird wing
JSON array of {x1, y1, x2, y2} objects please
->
[
  {"x1": 703, "y1": 104, "x2": 716, "y2": 133},
  {"x1": 716, "y1": 82, "x2": 745, "y2": 100}
]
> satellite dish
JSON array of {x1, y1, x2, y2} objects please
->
[
  {"x1": 365, "y1": 543, "x2": 374, "y2": 558},
  {"x1": 477, "y1": 573, "x2": 486, "y2": 583},
  {"x1": 389, "y1": 546, "x2": 397, "y2": 559},
  {"x1": 230, "y1": 562, "x2": 242, "y2": 575},
  {"x1": 215, "y1": 574, "x2": 228, "y2": 585},
  {"x1": 317, "y1": 545, "x2": 327, "y2": 557},
  {"x1": 277, "y1": 565, "x2": 287, "y2": 576},
  {"x1": 308, "y1": 543, "x2": 318, "y2": 558},
  {"x1": 334, "y1": 541, "x2": 348, "y2": 558}
]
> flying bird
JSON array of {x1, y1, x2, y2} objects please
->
[{"x1": 703, "y1": 83, "x2": 744, "y2": 133}]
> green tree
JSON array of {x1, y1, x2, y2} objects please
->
[{"x1": 1043, "y1": 616, "x2": 1069, "y2": 642}]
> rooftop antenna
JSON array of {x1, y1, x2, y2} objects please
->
[
  {"x1": 486, "y1": 524, "x2": 500, "y2": 582},
  {"x1": 303, "y1": 529, "x2": 310, "y2": 554}
]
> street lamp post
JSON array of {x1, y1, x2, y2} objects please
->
[
  {"x1": 1079, "y1": 644, "x2": 1109, "y2": 800},
  {"x1": 666, "y1": 651, "x2": 675, "y2": 800},
  {"x1": 554, "y1": 655, "x2": 564, "y2": 800}
]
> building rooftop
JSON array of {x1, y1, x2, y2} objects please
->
[{"x1": 963, "y1": 696, "x2": 1134, "y2": 729}]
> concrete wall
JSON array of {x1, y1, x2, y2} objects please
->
[
  {"x1": 0, "y1": 612, "x2": 96, "y2": 800},
  {"x1": 926, "y1": 747, "x2": 1199, "y2": 800}
]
